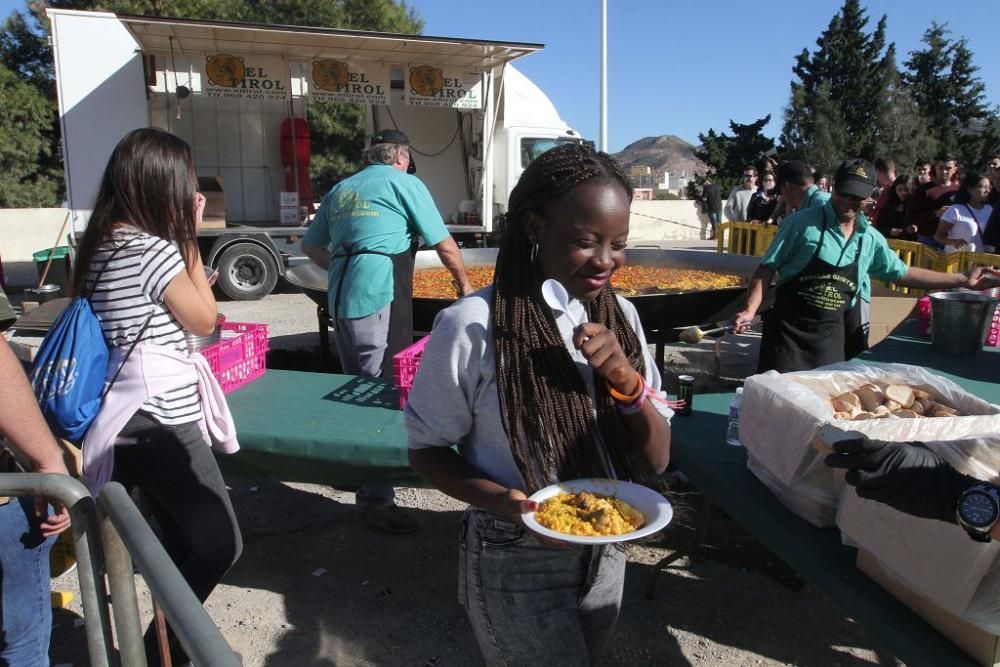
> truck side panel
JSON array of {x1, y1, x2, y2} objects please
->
[
  {"x1": 147, "y1": 53, "x2": 289, "y2": 224},
  {"x1": 50, "y1": 11, "x2": 148, "y2": 233}
]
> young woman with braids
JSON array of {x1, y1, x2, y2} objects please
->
[{"x1": 406, "y1": 143, "x2": 672, "y2": 665}]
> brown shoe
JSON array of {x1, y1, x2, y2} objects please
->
[{"x1": 363, "y1": 505, "x2": 419, "y2": 534}]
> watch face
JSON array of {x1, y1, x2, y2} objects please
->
[{"x1": 959, "y1": 490, "x2": 999, "y2": 529}]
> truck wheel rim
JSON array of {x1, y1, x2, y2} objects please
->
[{"x1": 230, "y1": 256, "x2": 265, "y2": 290}]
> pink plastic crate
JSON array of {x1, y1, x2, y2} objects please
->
[
  {"x1": 393, "y1": 335, "x2": 429, "y2": 409},
  {"x1": 200, "y1": 322, "x2": 269, "y2": 394}
]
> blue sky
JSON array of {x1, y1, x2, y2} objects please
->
[{"x1": 5, "y1": 1, "x2": 998, "y2": 152}]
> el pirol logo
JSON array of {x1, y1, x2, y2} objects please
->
[
  {"x1": 409, "y1": 66, "x2": 444, "y2": 97},
  {"x1": 850, "y1": 165, "x2": 868, "y2": 178},
  {"x1": 313, "y1": 60, "x2": 350, "y2": 92},
  {"x1": 206, "y1": 54, "x2": 246, "y2": 88}
]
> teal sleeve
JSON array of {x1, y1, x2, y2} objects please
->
[
  {"x1": 759, "y1": 220, "x2": 799, "y2": 270},
  {"x1": 302, "y1": 203, "x2": 331, "y2": 248},
  {"x1": 866, "y1": 230, "x2": 909, "y2": 282},
  {"x1": 400, "y1": 178, "x2": 449, "y2": 247}
]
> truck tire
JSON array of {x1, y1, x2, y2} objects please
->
[{"x1": 217, "y1": 243, "x2": 278, "y2": 301}]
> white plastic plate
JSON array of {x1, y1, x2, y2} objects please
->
[{"x1": 521, "y1": 478, "x2": 673, "y2": 545}]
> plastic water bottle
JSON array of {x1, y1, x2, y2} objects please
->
[{"x1": 726, "y1": 387, "x2": 743, "y2": 447}]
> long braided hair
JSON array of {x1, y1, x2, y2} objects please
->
[{"x1": 492, "y1": 143, "x2": 647, "y2": 493}]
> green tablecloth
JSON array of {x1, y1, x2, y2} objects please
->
[
  {"x1": 667, "y1": 317, "x2": 996, "y2": 667},
  {"x1": 223, "y1": 371, "x2": 417, "y2": 487}
]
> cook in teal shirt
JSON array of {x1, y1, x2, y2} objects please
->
[
  {"x1": 303, "y1": 164, "x2": 450, "y2": 319},
  {"x1": 761, "y1": 200, "x2": 909, "y2": 301}
]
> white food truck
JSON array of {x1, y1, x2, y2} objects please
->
[{"x1": 48, "y1": 9, "x2": 582, "y2": 299}]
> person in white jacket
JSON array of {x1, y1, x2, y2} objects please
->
[
  {"x1": 725, "y1": 166, "x2": 757, "y2": 221},
  {"x1": 71, "y1": 128, "x2": 241, "y2": 667}
]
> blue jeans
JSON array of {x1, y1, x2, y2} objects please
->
[
  {"x1": 707, "y1": 211, "x2": 721, "y2": 236},
  {"x1": 459, "y1": 509, "x2": 625, "y2": 666},
  {"x1": 0, "y1": 497, "x2": 56, "y2": 667}
]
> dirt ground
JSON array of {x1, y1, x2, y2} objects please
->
[
  {"x1": 47, "y1": 338, "x2": 901, "y2": 667},
  {"x1": 40, "y1": 276, "x2": 902, "y2": 666}
]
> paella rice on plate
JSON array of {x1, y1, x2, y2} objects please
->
[{"x1": 535, "y1": 491, "x2": 645, "y2": 537}]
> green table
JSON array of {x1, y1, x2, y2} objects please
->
[
  {"x1": 664, "y1": 318, "x2": 997, "y2": 667},
  {"x1": 224, "y1": 371, "x2": 418, "y2": 487}
]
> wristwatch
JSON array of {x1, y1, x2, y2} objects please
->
[{"x1": 956, "y1": 483, "x2": 1000, "y2": 543}]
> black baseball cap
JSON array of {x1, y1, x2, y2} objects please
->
[
  {"x1": 834, "y1": 159, "x2": 877, "y2": 199},
  {"x1": 371, "y1": 129, "x2": 416, "y2": 174}
]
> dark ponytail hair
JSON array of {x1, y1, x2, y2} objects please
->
[
  {"x1": 492, "y1": 142, "x2": 647, "y2": 492},
  {"x1": 72, "y1": 128, "x2": 198, "y2": 295}
]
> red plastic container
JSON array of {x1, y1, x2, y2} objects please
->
[
  {"x1": 199, "y1": 322, "x2": 269, "y2": 394},
  {"x1": 393, "y1": 336, "x2": 429, "y2": 409}
]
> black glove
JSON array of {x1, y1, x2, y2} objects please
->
[{"x1": 825, "y1": 437, "x2": 977, "y2": 524}]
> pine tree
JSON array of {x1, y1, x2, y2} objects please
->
[
  {"x1": 874, "y1": 46, "x2": 937, "y2": 174},
  {"x1": 694, "y1": 116, "x2": 774, "y2": 193},
  {"x1": 779, "y1": 0, "x2": 893, "y2": 171},
  {"x1": 903, "y1": 22, "x2": 999, "y2": 167}
]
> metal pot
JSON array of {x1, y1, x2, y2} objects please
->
[
  {"x1": 24, "y1": 284, "x2": 62, "y2": 304},
  {"x1": 186, "y1": 314, "x2": 226, "y2": 353},
  {"x1": 930, "y1": 290, "x2": 1000, "y2": 356}
]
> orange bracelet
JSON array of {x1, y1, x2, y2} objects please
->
[{"x1": 607, "y1": 372, "x2": 645, "y2": 403}]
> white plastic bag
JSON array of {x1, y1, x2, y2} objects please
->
[
  {"x1": 741, "y1": 361, "x2": 1000, "y2": 527},
  {"x1": 838, "y1": 446, "x2": 1000, "y2": 634}
]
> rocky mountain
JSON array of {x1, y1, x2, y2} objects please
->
[{"x1": 611, "y1": 135, "x2": 707, "y2": 179}]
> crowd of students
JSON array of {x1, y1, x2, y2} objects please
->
[{"x1": 706, "y1": 154, "x2": 1000, "y2": 255}]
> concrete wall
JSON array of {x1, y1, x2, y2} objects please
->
[
  {"x1": 628, "y1": 200, "x2": 709, "y2": 242},
  {"x1": 0, "y1": 208, "x2": 71, "y2": 287}
]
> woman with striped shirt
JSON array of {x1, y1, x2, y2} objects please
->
[{"x1": 71, "y1": 128, "x2": 241, "y2": 666}]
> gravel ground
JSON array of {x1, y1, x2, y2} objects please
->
[{"x1": 46, "y1": 246, "x2": 904, "y2": 666}]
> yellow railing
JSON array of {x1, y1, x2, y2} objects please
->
[
  {"x1": 716, "y1": 221, "x2": 777, "y2": 256},
  {"x1": 716, "y1": 221, "x2": 1000, "y2": 296}
]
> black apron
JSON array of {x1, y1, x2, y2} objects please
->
[
  {"x1": 331, "y1": 242, "x2": 416, "y2": 378},
  {"x1": 758, "y1": 212, "x2": 864, "y2": 373}
]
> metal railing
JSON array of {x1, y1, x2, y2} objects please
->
[{"x1": 0, "y1": 473, "x2": 240, "y2": 666}]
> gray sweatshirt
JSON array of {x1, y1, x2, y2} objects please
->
[{"x1": 404, "y1": 286, "x2": 672, "y2": 492}]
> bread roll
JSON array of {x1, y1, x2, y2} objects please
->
[
  {"x1": 853, "y1": 412, "x2": 874, "y2": 420},
  {"x1": 909, "y1": 400, "x2": 926, "y2": 416},
  {"x1": 884, "y1": 400, "x2": 902, "y2": 412},
  {"x1": 884, "y1": 385, "x2": 915, "y2": 408},
  {"x1": 831, "y1": 399, "x2": 858, "y2": 414},
  {"x1": 833, "y1": 411, "x2": 853, "y2": 420},
  {"x1": 872, "y1": 405, "x2": 892, "y2": 418},
  {"x1": 892, "y1": 409, "x2": 919, "y2": 418},
  {"x1": 855, "y1": 385, "x2": 884, "y2": 412},
  {"x1": 912, "y1": 388, "x2": 932, "y2": 401}
]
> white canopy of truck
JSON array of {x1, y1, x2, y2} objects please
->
[
  {"x1": 118, "y1": 14, "x2": 542, "y2": 68},
  {"x1": 120, "y1": 14, "x2": 549, "y2": 233}
]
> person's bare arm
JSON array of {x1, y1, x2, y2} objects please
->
[
  {"x1": 898, "y1": 266, "x2": 999, "y2": 291},
  {"x1": 733, "y1": 264, "x2": 775, "y2": 331},
  {"x1": 301, "y1": 241, "x2": 331, "y2": 271},
  {"x1": 934, "y1": 221, "x2": 964, "y2": 249},
  {"x1": 164, "y1": 193, "x2": 218, "y2": 336},
  {"x1": 0, "y1": 337, "x2": 71, "y2": 536},
  {"x1": 408, "y1": 447, "x2": 536, "y2": 519},
  {"x1": 433, "y1": 237, "x2": 474, "y2": 296}
]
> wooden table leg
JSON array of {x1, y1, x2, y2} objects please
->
[{"x1": 645, "y1": 494, "x2": 714, "y2": 599}]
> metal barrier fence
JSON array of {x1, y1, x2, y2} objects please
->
[
  {"x1": 715, "y1": 221, "x2": 1000, "y2": 295},
  {"x1": 0, "y1": 473, "x2": 240, "y2": 666}
]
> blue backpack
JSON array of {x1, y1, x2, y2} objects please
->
[{"x1": 30, "y1": 239, "x2": 152, "y2": 441}]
